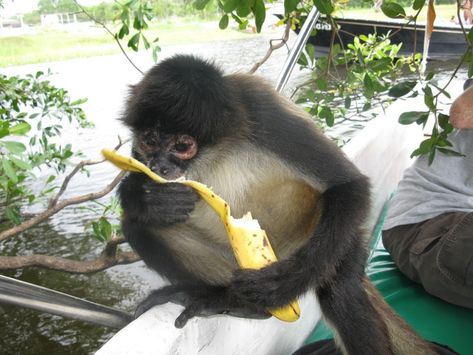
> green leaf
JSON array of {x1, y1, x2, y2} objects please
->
[
  {"x1": 2, "y1": 159, "x2": 18, "y2": 183},
  {"x1": 5, "y1": 206, "x2": 21, "y2": 225},
  {"x1": 423, "y1": 88, "x2": 435, "y2": 111},
  {"x1": 118, "y1": 24, "x2": 129, "y2": 39},
  {"x1": 99, "y1": 217, "x2": 112, "y2": 241},
  {"x1": 46, "y1": 175, "x2": 56, "y2": 184},
  {"x1": 236, "y1": 1, "x2": 251, "y2": 17},
  {"x1": 381, "y1": 2, "x2": 406, "y2": 19},
  {"x1": 127, "y1": 33, "x2": 140, "y2": 51},
  {"x1": 142, "y1": 35, "x2": 150, "y2": 49},
  {"x1": 437, "y1": 148, "x2": 465, "y2": 157},
  {"x1": 428, "y1": 147, "x2": 436, "y2": 165},
  {"x1": 120, "y1": 8, "x2": 129, "y2": 23},
  {"x1": 388, "y1": 81, "x2": 416, "y2": 98},
  {"x1": 133, "y1": 9, "x2": 145, "y2": 30},
  {"x1": 284, "y1": 0, "x2": 299, "y2": 14},
  {"x1": 152, "y1": 47, "x2": 160, "y2": 63},
  {"x1": 92, "y1": 222, "x2": 104, "y2": 242},
  {"x1": 1, "y1": 141, "x2": 26, "y2": 154},
  {"x1": 313, "y1": 0, "x2": 333, "y2": 15},
  {"x1": 70, "y1": 98, "x2": 88, "y2": 106},
  {"x1": 363, "y1": 73, "x2": 374, "y2": 97},
  {"x1": 219, "y1": 14, "x2": 229, "y2": 29},
  {"x1": 9, "y1": 122, "x2": 31, "y2": 135},
  {"x1": 438, "y1": 113, "x2": 450, "y2": 129},
  {"x1": 319, "y1": 106, "x2": 335, "y2": 127},
  {"x1": 253, "y1": 0, "x2": 266, "y2": 33},
  {"x1": 411, "y1": 138, "x2": 433, "y2": 157},
  {"x1": 231, "y1": 12, "x2": 243, "y2": 24},
  {"x1": 10, "y1": 157, "x2": 31, "y2": 170},
  {"x1": 399, "y1": 111, "x2": 428, "y2": 125},
  {"x1": 298, "y1": 52, "x2": 309, "y2": 66},
  {"x1": 194, "y1": 0, "x2": 211, "y2": 10},
  {"x1": 315, "y1": 77, "x2": 328, "y2": 90},
  {"x1": 222, "y1": 0, "x2": 239, "y2": 13},
  {"x1": 412, "y1": 0, "x2": 425, "y2": 11},
  {"x1": 305, "y1": 44, "x2": 315, "y2": 62},
  {"x1": 469, "y1": 59, "x2": 473, "y2": 78},
  {"x1": 344, "y1": 96, "x2": 351, "y2": 109},
  {"x1": 305, "y1": 89, "x2": 316, "y2": 102}
]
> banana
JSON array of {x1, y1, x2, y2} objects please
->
[{"x1": 102, "y1": 148, "x2": 301, "y2": 322}]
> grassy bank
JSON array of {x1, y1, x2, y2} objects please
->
[
  {"x1": 0, "y1": 4, "x2": 460, "y2": 67},
  {"x1": 0, "y1": 19, "x2": 253, "y2": 67}
]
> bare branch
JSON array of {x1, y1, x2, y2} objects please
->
[
  {"x1": 48, "y1": 159, "x2": 103, "y2": 208},
  {"x1": 0, "y1": 248, "x2": 139, "y2": 273},
  {"x1": 49, "y1": 138, "x2": 129, "y2": 207},
  {"x1": 248, "y1": 19, "x2": 292, "y2": 74},
  {"x1": 0, "y1": 171, "x2": 126, "y2": 242},
  {"x1": 290, "y1": 78, "x2": 314, "y2": 99}
]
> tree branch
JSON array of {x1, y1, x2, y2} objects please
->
[
  {"x1": 0, "y1": 171, "x2": 126, "y2": 242},
  {"x1": 0, "y1": 248, "x2": 140, "y2": 273},
  {"x1": 248, "y1": 19, "x2": 292, "y2": 74},
  {"x1": 49, "y1": 138, "x2": 128, "y2": 208}
]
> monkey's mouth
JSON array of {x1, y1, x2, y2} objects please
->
[{"x1": 149, "y1": 166, "x2": 185, "y2": 181}]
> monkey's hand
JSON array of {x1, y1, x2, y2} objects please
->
[
  {"x1": 135, "y1": 285, "x2": 270, "y2": 328},
  {"x1": 228, "y1": 258, "x2": 309, "y2": 310},
  {"x1": 143, "y1": 181, "x2": 200, "y2": 225}
]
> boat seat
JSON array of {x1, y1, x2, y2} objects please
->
[{"x1": 303, "y1": 203, "x2": 473, "y2": 355}]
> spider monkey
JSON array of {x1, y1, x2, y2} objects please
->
[{"x1": 118, "y1": 55, "x2": 436, "y2": 354}]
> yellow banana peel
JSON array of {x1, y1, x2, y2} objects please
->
[{"x1": 102, "y1": 148, "x2": 301, "y2": 322}]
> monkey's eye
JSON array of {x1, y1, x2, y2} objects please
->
[
  {"x1": 170, "y1": 134, "x2": 198, "y2": 160},
  {"x1": 174, "y1": 143, "x2": 190, "y2": 153}
]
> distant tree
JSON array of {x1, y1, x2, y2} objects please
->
[
  {"x1": 23, "y1": 10, "x2": 42, "y2": 25},
  {"x1": 38, "y1": 0, "x2": 78, "y2": 14},
  {"x1": 89, "y1": 2, "x2": 116, "y2": 23}
]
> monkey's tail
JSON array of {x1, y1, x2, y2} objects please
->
[{"x1": 363, "y1": 278, "x2": 437, "y2": 355}]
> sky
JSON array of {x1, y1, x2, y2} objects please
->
[{"x1": 2, "y1": 0, "x2": 108, "y2": 16}]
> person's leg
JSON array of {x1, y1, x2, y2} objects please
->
[{"x1": 383, "y1": 212, "x2": 473, "y2": 309}]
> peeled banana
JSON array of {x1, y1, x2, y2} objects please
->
[{"x1": 102, "y1": 148, "x2": 301, "y2": 322}]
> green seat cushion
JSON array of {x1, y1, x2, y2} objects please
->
[{"x1": 304, "y1": 206, "x2": 473, "y2": 354}]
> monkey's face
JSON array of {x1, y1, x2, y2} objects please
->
[{"x1": 133, "y1": 128, "x2": 198, "y2": 180}]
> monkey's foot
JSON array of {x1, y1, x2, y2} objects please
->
[{"x1": 135, "y1": 285, "x2": 270, "y2": 328}]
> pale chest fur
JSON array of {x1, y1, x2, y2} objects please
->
[{"x1": 159, "y1": 143, "x2": 321, "y2": 285}]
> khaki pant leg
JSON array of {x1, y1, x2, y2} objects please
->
[{"x1": 382, "y1": 212, "x2": 473, "y2": 309}]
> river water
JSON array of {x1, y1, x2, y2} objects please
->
[{"x1": 0, "y1": 30, "x2": 469, "y2": 354}]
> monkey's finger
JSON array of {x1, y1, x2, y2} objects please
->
[
  {"x1": 174, "y1": 303, "x2": 203, "y2": 328},
  {"x1": 135, "y1": 288, "x2": 195, "y2": 318},
  {"x1": 174, "y1": 299, "x2": 227, "y2": 328}
]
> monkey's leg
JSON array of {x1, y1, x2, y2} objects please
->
[{"x1": 135, "y1": 285, "x2": 270, "y2": 328}]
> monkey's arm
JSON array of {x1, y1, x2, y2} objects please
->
[
  {"x1": 228, "y1": 175, "x2": 370, "y2": 306},
  {"x1": 118, "y1": 173, "x2": 199, "y2": 226},
  {"x1": 118, "y1": 173, "x2": 200, "y2": 283}
]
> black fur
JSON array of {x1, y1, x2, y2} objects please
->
[
  {"x1": 118, "y1": 55, "x2": 432, "y2": 354},
  {"x1": 123, "y1": 55, "x2": 240, "y2": 144}
]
